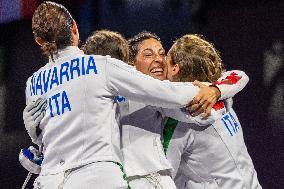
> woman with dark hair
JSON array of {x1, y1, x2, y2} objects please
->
[
  {"x1": 32, "y1": 1, "x2": 77, "y2": 61},
  {"x1": 25, "y1": 2, "x2": 217, "y2": 188}
]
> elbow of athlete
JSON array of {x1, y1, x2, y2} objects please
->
[{"x1": 238, "y1": 70, "x2": 249, "y2": 86}]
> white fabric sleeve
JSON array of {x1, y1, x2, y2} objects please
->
[
  {"x1": 25, "y1": 75, "x2": 32, "y2": 105},
  {"x1": 105, "y1": 57, "x2": 200, "y2": 109},
  {"x1": 159, "y1": 107, "x2": 225, "y2": 126},
  {"x1": 224, "y1": 97, "x2": 233, "y2": 111},
  {"x1": 159, "y1": 70, "x2": 247, "y2": 126},
  {"x1": 214, "y1": 70, "x2": 249, "y2": 100}
]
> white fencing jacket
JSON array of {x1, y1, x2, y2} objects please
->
[
  {"x1": 166, "y1": 72, "x2": 262, "y2": 189},
  {"x1": 169, "y1": 109, "x2": 262, "y2": 189},
  {"x1": 118, "y1": 70, "x2": 249, "y2": 178},
  {"x1": 25, "y1": 46, "x2": 202, "y2": 175}
]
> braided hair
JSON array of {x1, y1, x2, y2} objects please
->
[{"x1": 32, "y1": 1, "x2": 74, "y2": 61}]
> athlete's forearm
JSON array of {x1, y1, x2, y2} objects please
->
[{"x1": 105, "y1": 57, "x2": 199, "y2": 109}]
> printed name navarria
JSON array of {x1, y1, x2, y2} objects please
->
[{"x1": 29, "y1": 56, "x2": 98, "y2": 96}]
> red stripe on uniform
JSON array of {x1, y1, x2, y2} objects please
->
[
  {"x1": 214, "y1": 72, "x2": 241, "y2": 85},
  {"x1": 213, "y1": 101, "x2": 225, "y2": 110}
]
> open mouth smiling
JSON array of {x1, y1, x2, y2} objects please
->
[{"x1": 150, "y1": 67, "x2": 164, "y2": 75}]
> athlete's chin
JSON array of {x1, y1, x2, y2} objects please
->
[{"x1": 151, "y1": 73, "x2": 167, "y2": 81}]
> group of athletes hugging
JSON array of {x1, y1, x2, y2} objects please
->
[{"x1": 19, "y1": 1, "x2": 262, "y2": 189}]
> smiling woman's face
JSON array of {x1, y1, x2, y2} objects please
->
[{"x1": 134, "y1": 38, "x2": 168, "y2": 81}]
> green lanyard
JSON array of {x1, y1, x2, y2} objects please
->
[{"x1": 163, "y1": 117, "x2": 178, "y2": 154}]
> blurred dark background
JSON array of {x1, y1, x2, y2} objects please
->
[{"x1": 0, "y1": 0, "x2": 283, "y2": 188}]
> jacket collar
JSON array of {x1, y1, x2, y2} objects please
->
[{"x1": 49, "y1": 46, "x2": 84, "y2": 62}]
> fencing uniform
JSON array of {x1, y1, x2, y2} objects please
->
[
  {"x1": 166, "y1": 72, "x2": 262, "y2": 189},
  {"x1": 119, "y1": 100, "x2": 221, "y2": 189},
  {"x1": 118, "y1": 101, "x2": 177, "y2": 189},
  {"x1": 25, "y1": 46, "x2": 202, "y2": 188},
  {"x1": 117, "y1": 71, "x2": 249, "y2": 189},
  {"x1": 169, "y1": 109, "x2": 262, "y2": 189}
]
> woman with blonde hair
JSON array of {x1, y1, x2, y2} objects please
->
[{"x1": 166, "y1": 34, "x2": 262, "y2": 189}]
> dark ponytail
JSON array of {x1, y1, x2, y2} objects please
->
[
  {"x1": 41, "y1": 41, "x2": 57, "y2": 59},
  {"x1": 32, "y1": 1, "x2": 73, "y2": 61}
]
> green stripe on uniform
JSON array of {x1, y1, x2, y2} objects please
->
[
  {"x1": 115, "y1": 162, "x2": 132, "y2": 189},
  {"x1": 163, "y1": 117, "x2": 178, "y2": 154}
]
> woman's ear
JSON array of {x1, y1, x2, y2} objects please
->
[
  {"x1": 71, "y1": 20, "x2": 79, "y2": 46},
  {"x1": 72, "y1": 20, "x2": 78, "y2": 35},
  {"x1": 172, "y1": 64, "x2": 180, "y2": 77}
]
